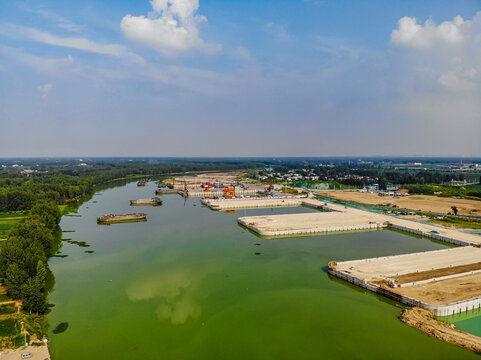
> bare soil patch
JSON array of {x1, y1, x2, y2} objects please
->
[
  {"x1": 393, "y1": 261, "x2": 481, "y2": 284},
  {"x1": 320, "y1": 191, "x2": 481, "y2": 215},
  {"x1": 399, "y1": 307, "x2": 481, "y2": 353},
  {"x1": 393, "y1": 272, "x2": 481, "y2": 304}
]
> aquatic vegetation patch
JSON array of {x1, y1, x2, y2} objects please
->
[
  {"x1": 53, "y1": 322, "x2": 69, "y2": 334},
  {"x1": 66, "y1": 240, "x2": 90, "y2": 247}
]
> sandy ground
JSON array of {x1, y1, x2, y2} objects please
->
[
  {"x1": 318, "y1": 191, "x2": 481, "y2": 216},
  {"x1": 400, "y1": 307, "x2": 481, "y2": 353},
  {"x1": 335, "y1": 247, "x2": 481, "y2": 282},
  {"x1": 241, "y1": 211, "x2": 374, "y2": 231},
  {"x1": 393, "y1": 272, "x2": 481, "y2": 305},
  {"x1": 238, "y1": 198, "x2": 481, "y2": 244},
  {"x1": 0, "y1": 345, "x2": 50, "y2": 360}
]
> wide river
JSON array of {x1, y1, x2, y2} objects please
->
[{"x1": 48, "y1": 181, "x2": 479, "y2": 359}]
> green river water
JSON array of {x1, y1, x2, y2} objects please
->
[{"x1": 47, "y1": 181, "x2": 480, "y2": 359}]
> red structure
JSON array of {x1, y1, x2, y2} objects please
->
[{"x1": 223, "y1": 187, "x2": 235, "y2": 199}]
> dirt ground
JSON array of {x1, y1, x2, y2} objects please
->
[
  {"x1": 319, "y1": 191, "x2": 481, "y2": 216},
  {"x1": 0, "y1": 345, "x2": 50, "y2": 360},
  {"x1": 399, "y1": 307, "x2": 481, "y2": 353},
  {"x1": 392, "y1": 262, "x2": 481, "y2": 284},
  {"x1": 332, "y1": 246, "x2": 481, "y2": 283},
  {"x1": 393, "y1": 272, "x2": 481, "y2": 305}
]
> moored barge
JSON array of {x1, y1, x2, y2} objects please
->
[
  {"x1": 97, "y1": 213, "x2": 147, "y2": 223},
  {"x1": 130, "y1": 198, "x2": 162, "y2": 205}
]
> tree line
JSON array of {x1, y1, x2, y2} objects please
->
[
  {"x1": 0, "y1": 160, "x2": 265, "y2": 212},
  {"x1": 0, "y1": 201, "x2": 61, "y2": 313}
]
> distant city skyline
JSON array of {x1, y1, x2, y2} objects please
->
[{"x1": 1, "y1": 0, "x2": 480, "y2": 157}]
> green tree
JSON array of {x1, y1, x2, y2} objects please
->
[
  {"x1": 30, "y1": 200, "x2": 61, "y2": 230},
  {"x1": 0, "y1": 235, "x2": 47, "y2": 278},
  {"x1": 4, "y1": 263, "x2": 28, "y2": 299},
  {"x1": 451, "y1": 206, "x2": 459, "y2": 216},
  {"x1": 36, "y1": 260, "x2": 47, "y2": 291},
  {"x1": 8, "y1": 216, "x2": 54, "y2": 255},
  {"x1": 378, "y1": 178, "x2": 387, "y2": 191}
]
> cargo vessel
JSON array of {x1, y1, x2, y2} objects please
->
[
  {"x1": 97, "y1": 213, "x2": 147, "y2": 223},
  {"x1": 130, "y1": 198, "x2": 162, "y2": 206}
]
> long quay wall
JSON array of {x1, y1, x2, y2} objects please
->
[
  {"x1": 329, "y1": 247, "x2": 481, "y2": 316},
  {"x1": 181, "y1": 189, "x2": 260, "y2": 197},
  {"x1": 203, "y1": 197, "x2": 319, "y2": 210},
  {"x1": 329, "y1": 267, "x2": 481, "y2": 316},
  {"x1": 238, "y1": 218, "x2": 383, "y2": 237},
  {"x1": 229, "y1": 196, "x2": 481, "y2": 245}
]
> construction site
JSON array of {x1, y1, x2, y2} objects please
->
[{"x1": 155, "y1": 174, "x2": 481, "y2": 321}]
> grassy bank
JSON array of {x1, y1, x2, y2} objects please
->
[
  {"x1": 406, "y1": 184, "x2": 481, "y2": 201},
  {"x1": 430, "y1": 216, "x2": 481, "y2": 229},
  {"x1": 0, "y1": 211, "x2": 28, "y2": 239}
]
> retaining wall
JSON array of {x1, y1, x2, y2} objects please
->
[
  {"x1": 329, "y1": 266, "x2": 481, "y2": 316},
  {"x1": 238, "y1": 219, "x2": 383, "y2": 237},
  {"x1": 389, "y1": 224, "x2": 470, "y2": 246}
]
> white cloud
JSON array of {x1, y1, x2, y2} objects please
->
[
  {"x1": 0, "y1": 46, "x2": 79, "y2": 76},
  {"x1": 438, "y1": 66, "x2": 479, "y2": 91},
  {"x1": 39, "y1": 83, "x2": 53, "y2": 100},
  {"x1": 120, "y1": 0, "x2": 220, "y2": 54},
  {"x1": 263, "y1": 22, "x2": 290, "y2": 42},
  {"x1": 0, "y1": 24, "x2": 143, "y2": 63},
  {"x1": 25, "y1": 8, "x2": 84, "y2": 33},
  {"x1": 389, "y1": 11, "x2": 481, "y2": 151},
  {"x1": 315, "y1": 35, "x2": 360, "y2": 59},
  {"x1": 391, "y1": 15, "x2": 471, "y2": 49}
]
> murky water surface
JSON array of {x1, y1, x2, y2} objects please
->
[{"x1": 48, "y1": 182, "x2": 478, "y2": 359}]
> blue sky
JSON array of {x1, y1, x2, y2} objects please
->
[{"x1": 1, "y1": 0, "x2": 480, "y2": 157}]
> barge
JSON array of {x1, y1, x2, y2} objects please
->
[
  {"x1": 97, "y1": 213, "x2": 147, "y2": 223},
  {"x1": 130, "y1": 198, "x2": 162, "y2": 206}
]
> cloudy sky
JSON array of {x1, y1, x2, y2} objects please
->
[{"x1": 0, "y1": 0, "x2": 480, "y2": 157}]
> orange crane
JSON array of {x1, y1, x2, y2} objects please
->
[{"x1": 223, "y1": 187, "x2": 235, "y2": 199}]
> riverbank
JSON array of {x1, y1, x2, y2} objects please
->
[{"x1": 399, "y1": 307, "x2": 481, "y2": 353}]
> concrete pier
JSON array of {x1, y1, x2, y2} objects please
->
[
  {"x1": 234, "y1": 197, "x2": 481, "y2": 245},
  {"x1": 329, "y1": 247, "x2": 481, "y2": 316},
  {"x1": 202, "y1": 196, "x2": 325, "y2": 210},
  {"x1": 180, "y1": 189, "x2": 260, "y2": 197},
  {"x1": 238, "y1": 212, "x2": 384, "y2": 236}
]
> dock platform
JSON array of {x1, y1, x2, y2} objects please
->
[{"x1": 329, "y1": 247, "x2": 481, "y2": 316}]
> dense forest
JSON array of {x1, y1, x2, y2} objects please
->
[
  {"x1": 0, "y1": 201, "x2": 60, "y2": 313},
  {"x1": 0, "y1": 159, "x2": 264, "y2": 212}
]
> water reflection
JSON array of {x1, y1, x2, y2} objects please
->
[{"x1": 126, "y1": 264, "x2": 221, "y2": 325}]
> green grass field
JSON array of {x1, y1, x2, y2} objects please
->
[
  {"x1": 0, "y1": 303, "x2": 17, "y2": 316},
  {"x1": 0, "y1": 318, "x2": 19, "y2": 337},
  {"x1": 430, "y1": 216, "x2": 481, "y2": 229},
  {"x1": 0, "y1": 211, "x2": 27, "y2": 238}
]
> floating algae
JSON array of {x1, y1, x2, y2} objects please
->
[
  {"x1": 53, "y1": 322, "x2": 69, "y2": 334},
  {"x1": 66, "y1": 240, "x2": 90, "y2": 248},
  {"x1": 84, "y1": 250, "x2": 95, "y2": 254},
  {"x1": 54, "y1": 254, "x2": 69, "y2": 258}
]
